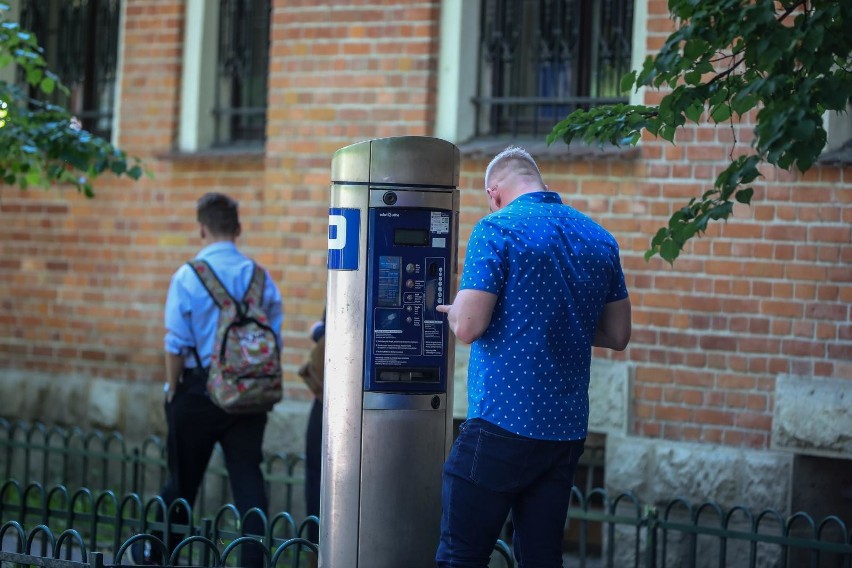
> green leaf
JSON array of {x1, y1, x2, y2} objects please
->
[
  {"x1": 709, "y1": 87, "x2": 727, "y2": 107},
  {"x1": 659, "y1": 125, "x2": 676, "y2": 143},
  {"x1": 660, "y1": 238, "x2": 681, "y2": 263},
  {"x1": 731, "y1": 94, "x2": 757, "y2": 116},
  {"x1": 735, "y1": 187, "x2": 754, "y2": 204},
  {"x1": 25, "y1": 66, "x2": 42, "y2": 85},
  {"x1": 790, "y1": 119, "x2": 816, "y2": 140},
  {"x1": 685, "y1": 101, "x2": 704, "y2": 123},
  {"x1": 709, "y1": 201, "x2": 734, "y2": 220},
  {"x1": 110, "y1": 158, "x2": 128, "y2": 174},
  {"x1": 620, "y1": 70, "x2": 637, "y2": 94},
  {"x1": 711, "y1": 104, "x2": 732, "y2": 123},
  {"x1": 683, "y1": 39, "x2": 708, "y2": 60},
  {"x1": 650, "y1": 227, "x2": 668, "y2": 248},
  {"x1": 39, "y1": 76, "x2": 55, "y2": 94},
  {"x1": 684, "y1": 70, "x2": 702, "y2": 86},
  {"x1": 25, "y1": 170, "x2": 41, "y2": 186}
]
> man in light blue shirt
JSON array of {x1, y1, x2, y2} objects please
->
[
  {"x1": 133, "y1": 193, "x2": 282, "y2": 567},
  {"x1": 436, "y1": 147, "x2": 631, "y2": 568}
]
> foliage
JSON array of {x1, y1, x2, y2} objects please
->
[
  {"x1": 547, "y1": 0, "x2": 852, "y2": 263},
  {"x1": 0, "y1": 2, "x2": 144, "y2": 197}
]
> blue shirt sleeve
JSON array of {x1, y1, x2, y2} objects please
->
[
  {"x1": 606, "y1": 244, "x2": 629, "y2": 303},
  {"x1": 164, "y1": 265, "x2": 195, "y2": 356},
  {"x1": 261, "y1": 267, "x2": 284, "y2": 349},
  {"x1": 459, "y1": 219, "x2": 507, "y2": 294}
]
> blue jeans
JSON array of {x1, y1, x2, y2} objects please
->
[{"x1": 436, "y1": 418, "x2": 585, "y2": 568}]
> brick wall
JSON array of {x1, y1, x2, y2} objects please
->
[{"x1": 0, "y1": 0, "x2": 849, "y2": 450}]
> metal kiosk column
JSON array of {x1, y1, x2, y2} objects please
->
[{"x1": 321, "y1": 136, "x2": 460, "y2": 568}]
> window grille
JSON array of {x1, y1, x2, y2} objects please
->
[
  {"x1": 20, "y1": 0, "x2": 121, "y2": 141},
  {"x1": 214, "y1": 0, "x2": 271, "y2": 147},
  {"x1": 476, "y1": 0, "x2": 634, "y2": 138}
]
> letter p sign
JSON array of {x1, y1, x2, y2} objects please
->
[{"x1": 328, "y1": 208, "x2": 360, "y2": 270}]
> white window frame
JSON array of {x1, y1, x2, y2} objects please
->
[{"x1": 178, "y1": 0, "x2": 219, "y2": 152}]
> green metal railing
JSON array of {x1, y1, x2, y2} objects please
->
[
  {"x1": 0, "y1": 482, "x2": 513, "y2": 568},
  {"x1": 0, "y1": 480, "x2": 318, "y2": 567},
  {"x1": 0, "y1": 418, "x2": 304, "y2": 519},
  {"x1": 3, "y1": 418, "x2": 850, "y2": 567},
  {"x1": 562, "y1": 487, "x2": 852, "y2": 567}
]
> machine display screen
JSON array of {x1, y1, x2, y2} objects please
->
[
  {"x1": 394, "y1": 228, "x2": 429, "y2": 246},
  {"x1": 377, "y1": 255, "x2": 402, "y2": 307}
]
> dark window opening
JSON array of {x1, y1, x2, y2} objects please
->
[
  {"x1": 475, "y1": 0, "x2": 634, "y2": 139},
  {"x1": 20, "y1": 0, "x2": 121, "y2": 141},
  {"x1": 214, "y1": 0, "x2": 271, "y2": 147}
]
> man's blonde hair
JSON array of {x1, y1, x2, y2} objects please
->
[{"x1": 484, "y1": 146, "x2": 542, "y2": 190}]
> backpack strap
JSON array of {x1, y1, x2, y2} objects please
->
[
  {"x1": 187, "y1": 260, "x2": 239, "y2": 314},
  {"x1": 244, "y1": 263, "x2": 267, "y2": 310},
  {"x1": 188, "y1": 260, "x2": 267, "y2": 316}
]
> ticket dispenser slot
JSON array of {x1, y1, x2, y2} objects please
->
[{"x1": 323, "y1": 136, "x2": 459, "y2": 568}]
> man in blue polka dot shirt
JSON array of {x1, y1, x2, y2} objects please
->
[{"x1": 436, "y1": 146, "x2": 631, "y2": 567}]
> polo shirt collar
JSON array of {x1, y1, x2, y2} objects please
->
[
  {"x1": 512, "y1": 191, "x2": 563, "y2": 206},
  {"x1": 197, "y1": 241, "x2": 238, "y2": 258}
]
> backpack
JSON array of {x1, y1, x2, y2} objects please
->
[
  {"x1": 297, "y1": 334, "x2": 325, "y2": 401},
  {"x1": 188, "y1": 259, "x2": 283, "y2": 413}
]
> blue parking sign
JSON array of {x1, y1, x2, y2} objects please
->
[{"x1": 328, "y1": 208, "x2": 360, "y2": 270}]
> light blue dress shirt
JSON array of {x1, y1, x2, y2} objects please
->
[
  {"x1": 164, "y1": 241, "x2": 283, "y2": 368},
  {"x1": 460, "y1": 192, "x2": 628, "y2": 441}
]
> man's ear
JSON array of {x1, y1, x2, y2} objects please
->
[
  {"x1": 199, "y1": 223, "x2": 207, "y2": 240},
  {"x1": 235, "y1": 223, "x2": 242, "y2": 238}
]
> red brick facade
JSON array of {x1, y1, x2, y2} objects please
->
[{"x1": 0, "y1": 0, "x2": 849, "y2": 452}]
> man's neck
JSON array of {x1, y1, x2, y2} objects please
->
[{"x1": 205, "y1": 236, "x2": 236, "y2": 244}]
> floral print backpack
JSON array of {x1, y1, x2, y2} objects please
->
[{"x1": 188, "y1": 260, "x2": 282, "y2": 413}]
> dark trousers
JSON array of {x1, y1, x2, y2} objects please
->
[
  {"x1": 303, "y1": 397, "x2": 322, "y2": 543},
  {"x1": 157, "y1": 369, "x2": 268, "y2": 567},
  {"x1": 435, "y1": 418, "x2": 585, "y2": 568}
]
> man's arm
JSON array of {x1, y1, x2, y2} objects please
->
[
  {"x1": 164, "y1": 351, "x2": 184, "y2": 402},
  {"x1": 262, "y1": 269, "x2": 284, "y2": 348},
  {"x1": 592, "y1": 297, "x2": 632, "y2": 351},
  {"x1": 436, "y1": 289, "x2": 498, "y2": 345}
]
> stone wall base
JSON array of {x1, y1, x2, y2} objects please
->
[
  {"x1": 0, "y1": 369, "x2": 312, "y2": 473},
  {"x1": 606, "y1": 434, "x2": 794, "y2": 513}
]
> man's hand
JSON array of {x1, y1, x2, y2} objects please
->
[
  {"x1": 437, "y1": 289, "x2": 498, "y2": 345},
  {"x1": 165, "y1": 351, "x2": 184, "y2": 403}
]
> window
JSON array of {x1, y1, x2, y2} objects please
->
[
  {"x1": 212, "y1": 0, "x2": 271, "y2": 147},
  {"x1": 19, "y1": 0, "x2": 121, "y2": 141},
  {"x1": 821, "y1": 104, "x2": 852, "y2": 163},
  {"x1": 474, "y1": 0, "x2": 634, "y2": 138}
]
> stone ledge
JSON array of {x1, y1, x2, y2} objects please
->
[
  {"x1": 0, "y1": 369, "x2": 311, "y2": 458},
  {"x1": 606, "y1": 434, "x2": 794, "y2": 514},
  {"x1": 772, "y1": 374, "x2": 852, "y2": 459},
  {"x1": 588, "y1": 360, "x2": 632, "y2": 435}
]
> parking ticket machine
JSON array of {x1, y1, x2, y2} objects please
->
[{"x1": 321, "y1": 137, "x2": 460, "y2": 568}]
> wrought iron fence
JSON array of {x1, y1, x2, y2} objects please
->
[
  {"x1": 0, "y1": 480, "x2": 318, "y2": 567},
  {"x1": 0, "y1": 418, "x2": 304, "y2": 519},
  {"x1": 0, "y1": 482, "x2": 513, "y2": 568},
  {"x1": 562, "y1": 488, "x2": 852, "y2": 567},
  {"x1": 3, "y1": 419, "x2": 851, "y2": 567}
]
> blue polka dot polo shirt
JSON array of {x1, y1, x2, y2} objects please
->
[{"x1": 461, "y1": 191, "x2": 628, "y2": 441}]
